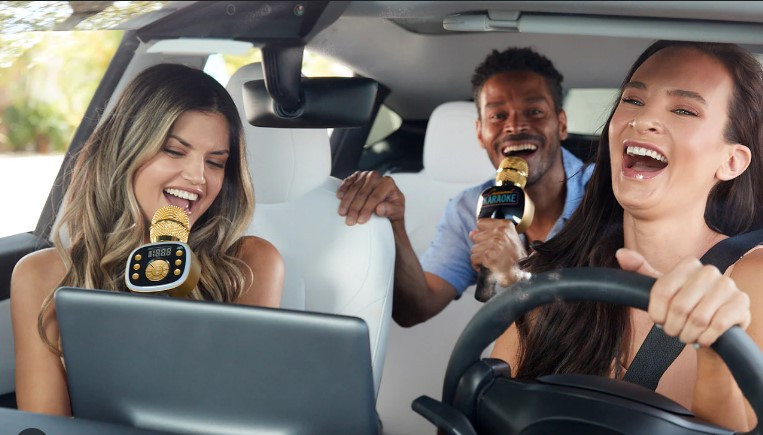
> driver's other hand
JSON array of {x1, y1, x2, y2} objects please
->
[
  {"x1": 469, "y1": 219, "x2": 528, "y2": 287},
  {"x1": 616, "y1": 248, "x2": 751, "y2": 348},
  {"x1": 336, "y1": 171, "x2": 405, "y2": 226}
]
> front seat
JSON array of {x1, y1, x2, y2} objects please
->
[
  {"x1": 378, "y1": 101, "x2": 491, "y2": 433},
  {"x1": 226, "y1": 63, "x2": 395, "y2": 395}
]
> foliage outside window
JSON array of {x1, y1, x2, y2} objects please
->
[
  {"x1": 0, "y1": 30, "x2": 123, "y2": 153},
  {"x1": 218, "y1": 48, "x2": 355, "y2": 83}
]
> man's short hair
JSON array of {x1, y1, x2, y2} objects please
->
[{"x1": 471, "y1": 47, "x2": 564, "y2": 115}]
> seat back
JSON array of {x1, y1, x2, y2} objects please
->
[
  {"x1": 226, "y1": 64, "x2": 395, "y2": 395},
  {"x1": 390, "y1": 101, "x2": 493, "y2": 256},
  {"x1": 378, "y1": 101, "x2": 491, "y2": 433}
]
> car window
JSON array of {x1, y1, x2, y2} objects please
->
[
  {"x1": 0, "y1": 30, "x2": 122, "y2": 238},
  {"x1": 207, "y1": 47, "x2": 354, "y2": 87},
  {"x1": 563, "y1": 88, "x2": 620, "y2": 136},
  {"x1": 366, "y1": 104, "x2": 403, "y2": 147}
]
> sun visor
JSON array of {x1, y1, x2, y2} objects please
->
[{"x1": 242, "y1": 77, "x2": 378, "y2": 128}]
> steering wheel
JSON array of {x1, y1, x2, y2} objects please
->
[{"x1": 412, "y1": 268, "x2": 763, "y2": 435}]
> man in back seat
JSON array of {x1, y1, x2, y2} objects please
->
[{"x1": 337, "y1": 47, "x2": 594, "y2": 327}]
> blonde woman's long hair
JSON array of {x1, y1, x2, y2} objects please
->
[{"x1": 39, "y1": 64, "x2": 255, "y2": 354}]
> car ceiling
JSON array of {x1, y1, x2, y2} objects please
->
[
  {"x1": 307, "y1": 1, "x2": 763, "y2": 119},
  {"x1": 3, "y1": 1, "x2": 763, "y2": 121}
]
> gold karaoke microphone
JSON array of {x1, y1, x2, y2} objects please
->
[
  {"x1": 474, "y1": 157, "x2": 535, "y2": 302},
  {"x1": 488, "y1": 157, "x2": 534, "y2": 232},
  {"x1": 125, "y1": 205, "x2": 200, "y2": 298}
]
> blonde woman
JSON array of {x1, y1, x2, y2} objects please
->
[{"x1": 11, "y1": 63, "x2": 284, "y2": 416}]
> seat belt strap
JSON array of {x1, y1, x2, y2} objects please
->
[
  {"x1": 621, "y1": 326, "x2": 684, "y2": 390},
  {"x1": 623, "y1": 229, "x2": 763, "y2": 390}
]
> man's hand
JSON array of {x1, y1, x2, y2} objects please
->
[
  {"x1": 337, "y1": 171, "x2": 405, "y2": 226},
  {"x1": 469, "y1": 219, "x2": 528, "y2": 286}
]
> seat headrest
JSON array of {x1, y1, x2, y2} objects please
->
[
  {"x1": 423, "y1": 101, "x2": 495, "y2": 184},
  {"x1": 226, "y1": 63, "x2": 331, "y2": 204}
]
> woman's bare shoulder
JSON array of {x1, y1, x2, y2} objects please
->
[
  {"x1": 237, "y1": 236, "x2": 282, "y2": 266},
  {"x1": 729, "y1": 246, "x2": 763, "y2": 287},
  {"x1": 235, "y1": 236, "x2": 284, "y2": 308},
  {"x1": 730, "y1": 247, "x2": 763, "y2": 331},
  {"x1": 11, "y1": 248, "x2": 67, "y2": 303}
]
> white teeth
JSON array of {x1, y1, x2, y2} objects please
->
[
  {"x1": 164, "y1": 188, "x2": 198, "y2": 201},
  {"x1": 502, "y1": 143, "x2": 538, "y2": 154},
  {"x1": 626, "y1": 146, "x2": 667, "y2": 163}
]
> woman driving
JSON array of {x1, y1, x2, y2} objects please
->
[
  {"x1": 477, "y1": 41, "x2": 763, "y2": 431},
  {"x1": 11, "y1": 63, "x2": 284, "y2": 416}
]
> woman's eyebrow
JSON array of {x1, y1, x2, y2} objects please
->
[
  {"x1": 667, "y1": 89, "x2": 707, "y2": 105},
  {"x1": 169, "y1": 134, "x2": 193, "y2": 148},
  {"x1": 623, "y1": 81, "x2": 707, "y2": 106},
  {"x1": 623, "y1": 81, "x2": 646, "y2": 90},
  {"x1": 169, "y1": 134, "x2": 229, "y2": 155}
]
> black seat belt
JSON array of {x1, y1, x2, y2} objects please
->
[{"x1": 622, "y1": 229, "x2": 763, "y2": 390}]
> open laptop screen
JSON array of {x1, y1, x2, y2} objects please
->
[{"x1": 55, "y1": 287, "x2": 377, "y2": 435}]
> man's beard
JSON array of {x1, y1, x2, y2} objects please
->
[{"x1": 525, "y1": 136, "x2": 562, "y2": 188}]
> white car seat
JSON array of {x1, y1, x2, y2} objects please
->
[
  {"x1": 226, "y1": 63, "x2": 395, "y2": 395},
  {"x1": 378, "y1": 101, "x2": 493, "y2": 434},
  {"x1": 389, "y1": 101, "x2": 494, "y2": 256}
]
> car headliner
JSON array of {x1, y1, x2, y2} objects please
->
[{"x1": 3, "y1": 0, "x2": 763, "y2": 119}]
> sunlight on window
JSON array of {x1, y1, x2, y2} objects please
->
[
  {"x1": 75, "y1": 1, "x2": 168, "y2": 30},
  {"x1": 302, "y1": 50, "x2": 354, "y2": 77},
  {"x1": 0, "y1": 1, "x2": 71, "y2": 33},
  {"x1": 0, "y1": 30, "x2": 122, "y2": 237},
  {"x1": 218, "y1": 48, "x2": 354, "y2": 84}
]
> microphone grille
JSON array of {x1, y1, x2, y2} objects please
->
[
  {"x1": 150, "y1": 205, "x2": 190, "y2": 243},
  {"x1": 496, "y1": 157, "x2": 529, "y2": 188}
]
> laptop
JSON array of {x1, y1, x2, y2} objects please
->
[{"x1": 55, "y1": 287, "x2": 378, "y2": 435}]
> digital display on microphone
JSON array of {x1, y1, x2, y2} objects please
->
[
  {"x1": 148, "y1": 246, "x2": 173, "y2": 259},
  {"x1": 126, "y1": 205, "x2": 199, "y2": 298},
  {"x1": 127, "y1": 242, "x2": 188, "y2": 289}
]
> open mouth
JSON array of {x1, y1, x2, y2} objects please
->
[
  {"x1": 502, "y1": 143, "x2": 538, "y2": 158},
  {"x1": 622, "y1": 145, "x2": 668, "y2": 180},
  {"x1": 163, "y1": 188, "x2": 198, "y2": 213}
]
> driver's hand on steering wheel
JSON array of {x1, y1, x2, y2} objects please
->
[
  {"x1": 469, "y1": 219, "x2": 528, "y2": 287},
  {"x1": 616, "y1": 248, "x2": 751, "y2": 348}
]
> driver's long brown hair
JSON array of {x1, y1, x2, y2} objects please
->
[{"x1": 513, "y1": 40, "x2": 763, "y2": 379}]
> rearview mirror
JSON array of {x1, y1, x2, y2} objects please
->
[{"x1": 242, "y1": 77, "x2": 378, "y2": 128}]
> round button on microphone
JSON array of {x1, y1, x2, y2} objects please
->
[{"x1": 145, "y1": 259, "x2": 170, "y2": 282}]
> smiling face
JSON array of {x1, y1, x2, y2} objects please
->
[
  {"x1": 476, "y1": 71, "x2": 568, "y2": 186},
  {"x1": 133, "y1": 110, "x2": 230, "y2": 230},
  {"x1": 609, "y1": 46, "x2": 742, "y2": 219}
]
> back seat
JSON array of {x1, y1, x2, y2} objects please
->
[
  {"x1": 389, "y1": 101, "x2": 493, "y2": 256},
  {"x1": 377, "y1": 101, "x2": 599, "y2": 433}
]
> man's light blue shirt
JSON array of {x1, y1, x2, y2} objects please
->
[{"x1": 420, "y1": 147, "x2": 594, "y2": 296}]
